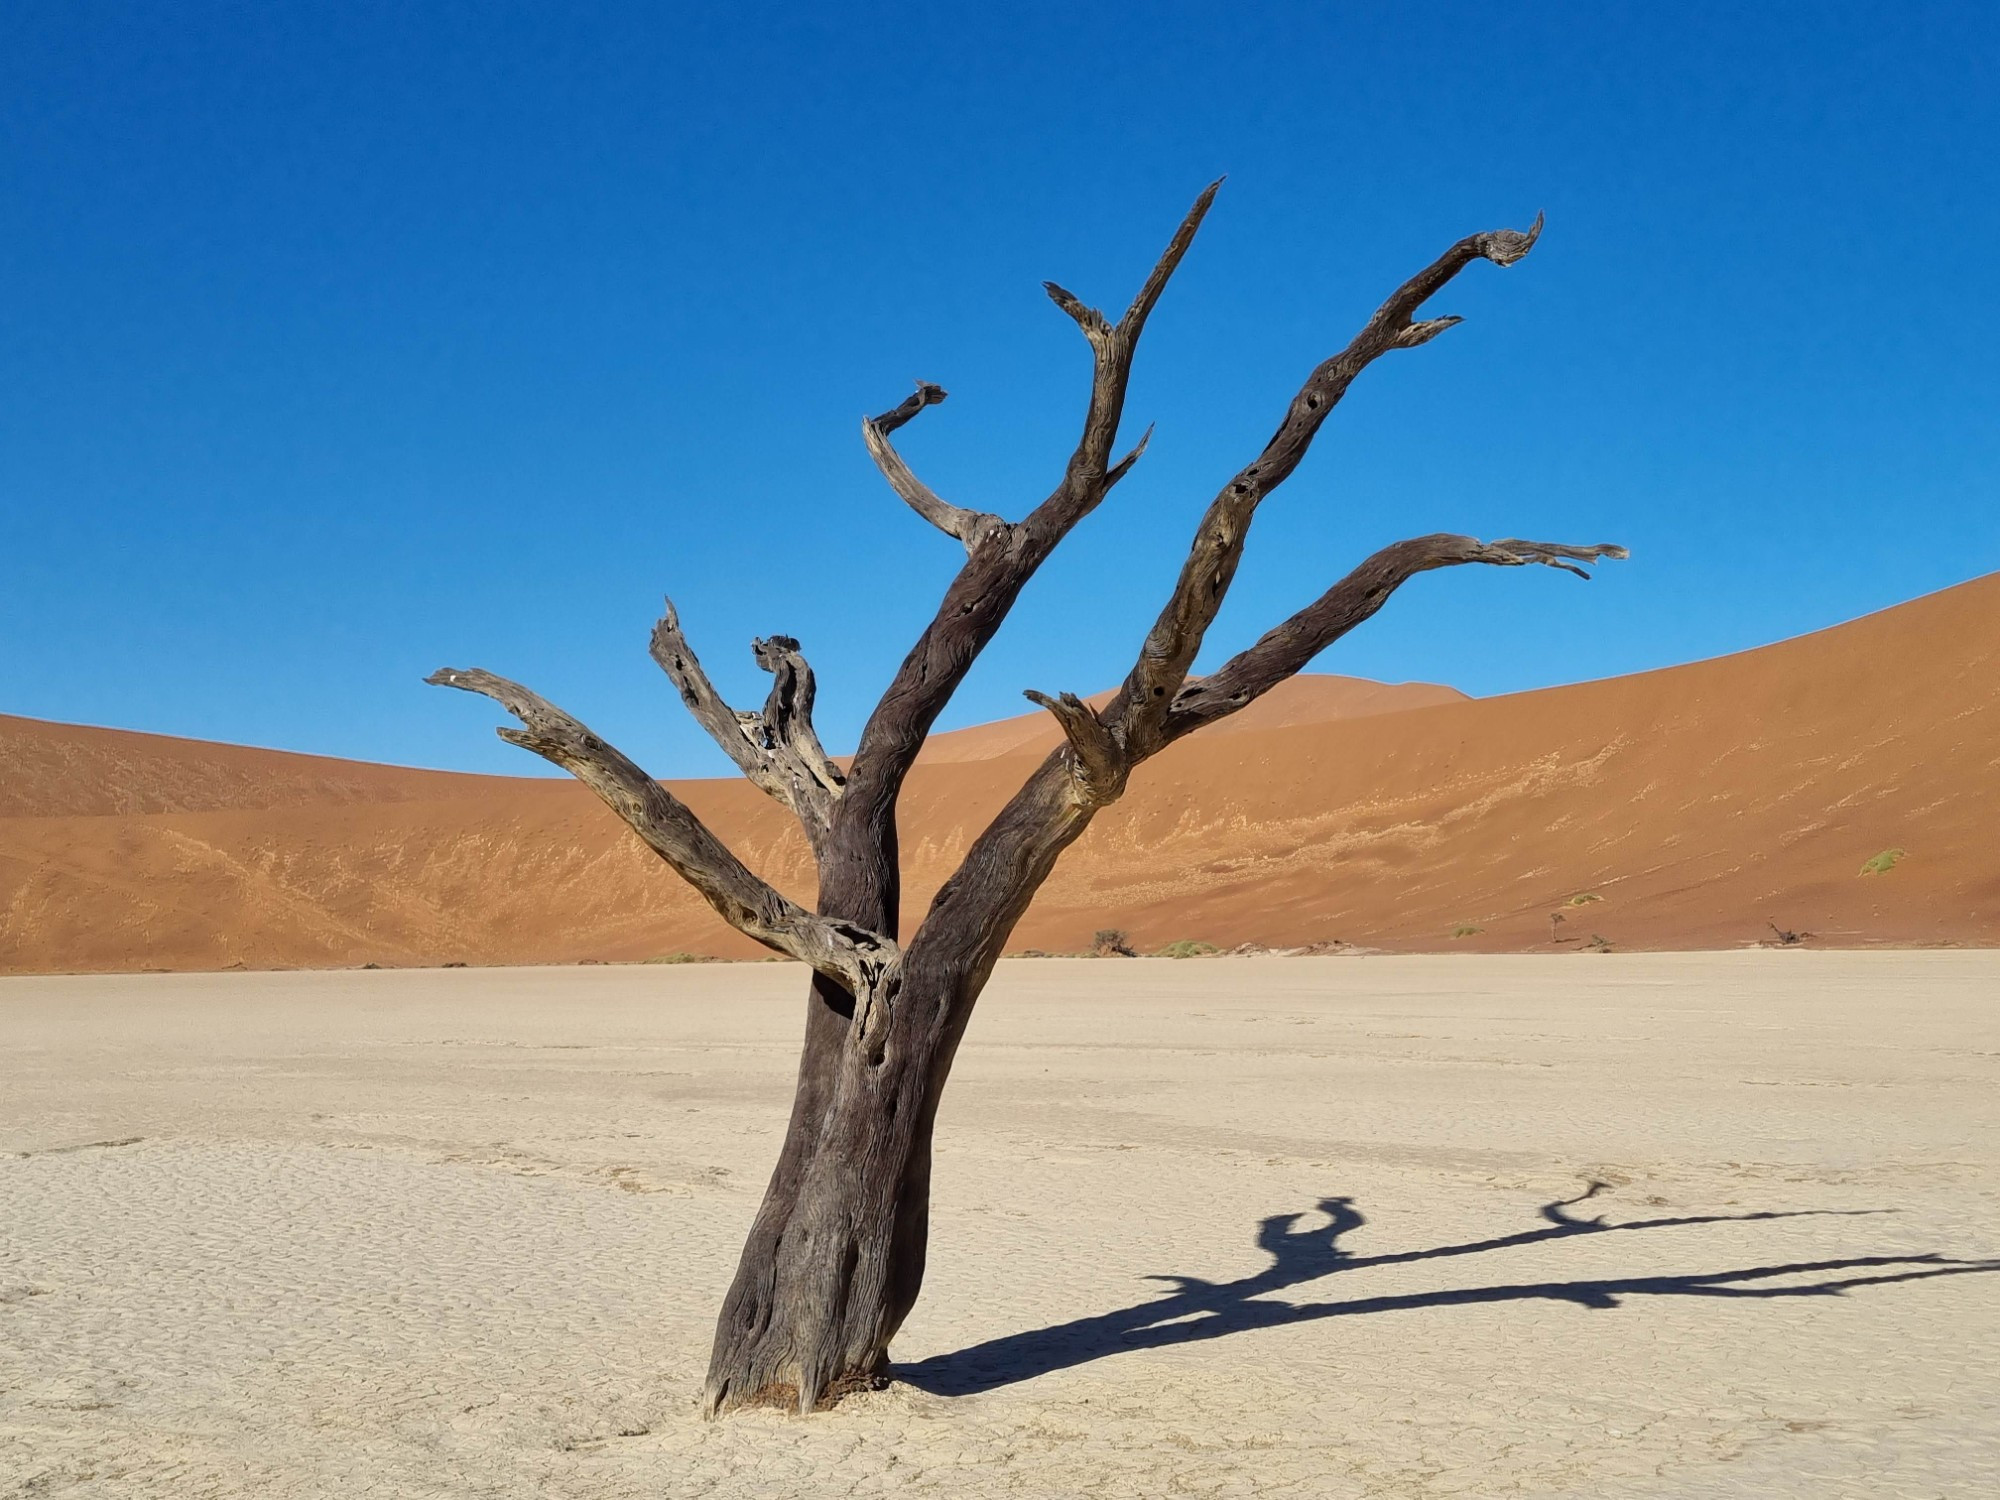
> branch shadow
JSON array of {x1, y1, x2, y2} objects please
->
[{"x1": 897, "y1": 1182, "x2": 2000, "y2": 1397}]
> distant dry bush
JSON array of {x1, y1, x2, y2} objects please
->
[{"x1": 1091, "y1": 929, "x2": 1137, "y2": 958}]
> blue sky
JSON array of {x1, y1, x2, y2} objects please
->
[{"x1": 4, "y1": 2, "x2": 1996, "y2": 777}]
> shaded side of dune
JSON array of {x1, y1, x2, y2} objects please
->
[{"x1": 2, "y1": 579, "x2": 1995, "y2": 972}]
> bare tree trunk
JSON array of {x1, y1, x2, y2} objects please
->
[
  {"x1": 701, "y1": 1004, "x2": 928, "y2": 1411},
  {"x1": 430, "y1": 183, "x2": 1625, "y2": 1417},
  {"x1": 703, "y1": 953, "x2": 985, "y2": 1413},
  {"x1": 702, "y1": 746, "x2": 1118, "y2": 1410}
]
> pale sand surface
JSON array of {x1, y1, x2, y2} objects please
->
[{"x1": 3, "y1": 954, "x2": 1996, "y2": 1497}]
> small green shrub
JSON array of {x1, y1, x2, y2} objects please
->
[
  {"x1": 1449, "y1": 923, "x2": 1484, "y2": 940},
  {"x1": 1858, "y1": 848, "x2": 1906, "y2": 876},
  {"x1": 1158, "y1": 940, "x2": 1221, "y2": 960},
  {"x1": 1566, "y1": 892, "x2": 1603, "y2": 906}
]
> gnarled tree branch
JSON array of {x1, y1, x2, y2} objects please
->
[
  {"x1": 839, "y1": 182, "x2": 1224, "y2": 856},
  {"x1": 1164, "y1": 534, "x2": 1628, "y2": 742},
  {"x1": 751, "y1": 633, "x2": 845, "y2": 802},
  {"x1": 914, "y1": 215, "x2": 1603, "y2": 988},
  {"x1": 1022, "y1": 689, "x2": 1127, "y2": 807},
  {"x1": 649, "y1": 601, "x2": 842, "y2": 850},
  {"x1": 861, "y1": 382, "x2": 1003, "y2": 549},
  {"x1": 1114, "y1": 215, "x2": 1547, "y2": 754},
  {"x1": 911, "y1": 532, "x2": 1622, "y2": 991},
  {"x1": 1021, "y1": 178, "x2": 1222, "y2": 542},
  {"x1": 1104, "y1": 424, "x2": 1153, "y2": 490},
  {"x1": 649, "y1": 599, "x2": 766, "y2": 774},
  {"x1": 425, "y1": 666, "x2": 893, "y2": 990}
]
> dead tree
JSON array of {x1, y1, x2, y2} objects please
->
[{"x1": 430, "y1": 184, "x2": 1624, "y2": 1415}]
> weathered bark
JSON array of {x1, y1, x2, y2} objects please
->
[
  {"x1": 647, "y1": 604, "x2": 844, "y2": 853},
  {"x1": 699, "y1": 961, "x2": 964, "y2": 1415},
  {"x1": 422, "y1": 667, "x2": 893, "y2": 994},
  {"x1": 430, "y1": 185, "x2": 1625, "y2": 1417}
]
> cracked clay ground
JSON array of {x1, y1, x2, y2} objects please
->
[{"x1": 3, "y1": 953, "x2": 1997, "y2": 1497}]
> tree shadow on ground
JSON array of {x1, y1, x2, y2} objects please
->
[{"x1": 897, "y1": 1183, "x2": 2000, "y2": 1397}]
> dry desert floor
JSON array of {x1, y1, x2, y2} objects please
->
[{"x1": 3, "y1": 954, "x2": 1997, "y2": 1497}]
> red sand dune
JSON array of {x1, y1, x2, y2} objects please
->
[
  {"x1": 913, "y1": 675, "x2": 1465, "y2": 764},
  {"x1": 0, "y1": 712, "x2": 502, "y2": 819},
  {"x1": 2, "y1": 579, "x2": 1995, "y2": 973}
]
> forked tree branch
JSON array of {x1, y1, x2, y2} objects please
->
[
  {"x1": 1164, "y1": 535, "x2": 1628, "y2": 741},
  {"x1": 1023, "y1": 178, "x2": 1222, "y2": 537},
  {"x1": 840, "y1": 182, "x2": 1224, "y2": 834},
  {"x1": 909, "y1": 531, "x2": 1621, "y2": 991},
  {"x1": 860, "y1": 382, "x2": 1004, "y2": 549},
  {"x1": 1114, "y1": 216, "x2": 1546, "y2": 753},
  {"x1": 751, "y1": 633, "x2": 845, "y2": 801},
  {"x1": 1022, "y1": 689, "x2": 1126, "y2": 806},
  {"x1": 649, "y1": 602, "x2": 842, "y2": 850},
  {"x1": 910, "y1": 214, "x2": 1621, "y2": 990},
  {"x1": 425, "y1": 666, "x2": 894, "y2": 990}
]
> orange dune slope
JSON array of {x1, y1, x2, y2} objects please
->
[
  {"x1": 0, "y1": 712, "x2": 507, "y2": 818},
  {"x1": 913, "y1": 674, "x2": 1465, "y2": 764},
  {"x1": 2, "y1": 580, "x2": 1994, "y2": 973}
]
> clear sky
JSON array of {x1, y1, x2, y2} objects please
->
[{"x1": 4, "y1": 2, "x2": 1996, "y2": 777}]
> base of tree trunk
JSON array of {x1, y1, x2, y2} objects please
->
[
  {"x1": 722, "y1": 1362, "x2": 894, "y2": 1415},
  {"x1": 702, "y1": 1000, "x2": 943, "y2": 1417}
]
